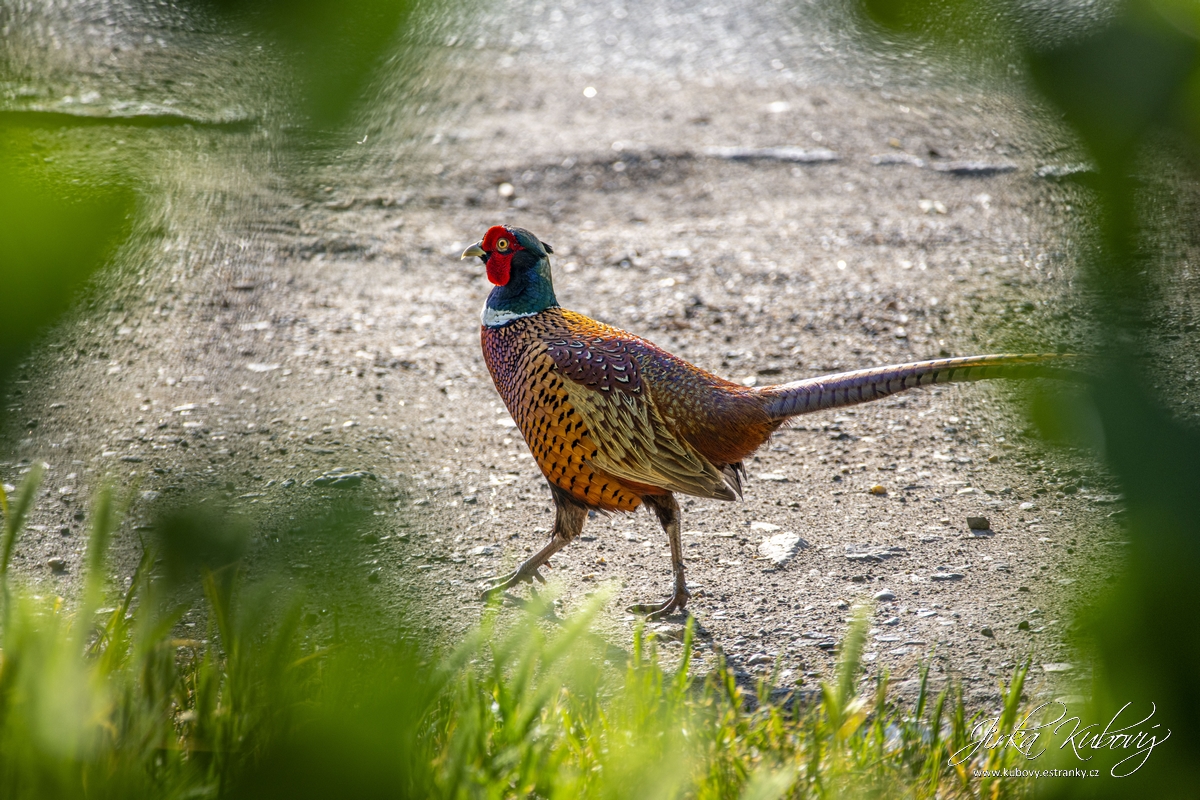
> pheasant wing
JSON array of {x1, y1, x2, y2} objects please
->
[{"x1": 547, "y1": 337, "x2": 738, "y2": 501}]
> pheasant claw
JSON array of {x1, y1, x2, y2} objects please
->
[
  {"x1": 626, "y1": 588, "x2": 691, "y2": 621},
  {"x1": 480, "y1": 566, "x2": 544, "y2": 600}
]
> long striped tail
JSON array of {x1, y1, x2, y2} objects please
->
[{"x1": 756, "y1": 353, "x2": 1082, "y2": 420}]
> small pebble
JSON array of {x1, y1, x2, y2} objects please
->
[
  {"x1": 366, "y1": 569, "x2": 381, "y2": 583},
  {"x1": 1017, "y1": 620, "x2": 1030, "y2": 631},
  {"x1": 747, "y1": 652, "x2": 773, "y2": 666},
  {"x1": 980, "y1": 627, "x2": 994, "y2": 638},
  {"x1": 883, "y1": 616, "x2": 900, "y2": 626},
  {"x1": 869, "y1": 484, "x2": 887, "y2": 496},
  {"x1": 873, "y1": 589, "x2": 896, "y2": 602},
  {"x1": 931, "y1": 572, "x2": 964, "y2": 581},
  {"x1": 966, "y1": 516, "x2": 991, "y2": 531},
  {"x1": 47, "y1": 557, "x2": 67, "y2": 573}
]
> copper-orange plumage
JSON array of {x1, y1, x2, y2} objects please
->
[{"x1": 463, "y1": 224, "x2": 1075, "y2": 618}]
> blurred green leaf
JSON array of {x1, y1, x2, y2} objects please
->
[
  {"x1": 1028, "y1": 10, "x2": 1199, "y2": 166},
  {"x1": 0, "y1": 155, "x2": 133, "y2": 395},
  {"x1": 191, "y1": 0, "x2": 422, "y2": 129},
  {"x1": 154, "y1": 504, "x2": 250, "y2": 587}
]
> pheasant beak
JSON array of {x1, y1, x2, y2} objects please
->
[{"x1": 460, "y1": 242, "x2": 486, "y2": 260}]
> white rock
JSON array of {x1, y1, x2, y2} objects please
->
[
  {"x1": 757, "y1": 532, "x2": 808, "y2": 566},
  {"x1": 1042, "y1": 663, "x2": 1074, "y2": 673}
]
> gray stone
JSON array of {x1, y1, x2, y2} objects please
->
[
  {"x1": 703, "y1": 146, "x2": 839, "y2": 163},
  {"x1": 1035, "y1": 163, "x2": 1096, "y2": 179},
  {"x1": 870, "y1": 152, "x2": 925, "y2": 168},
  {"x1": 758, "y1": 531, "x2": 808, "y2": 566},
  {"x1": 845, "y1": 544, "x2": 907, "y2": 562},
  {"x1": 747, "y1": 652, "x2": 773, "y2": 666},
  {"x1": 873, "y1": 589, "x2": 897, "y2": 602},
  {"x1": 966, "y1": 516, "x2": 991, "y2": 531},
  {"x1": 931, "y1": 160, "x2": 1017, "y2": 176},
  {"x1": 931, "y1": 572, "x2": 964, "y2": 581},
  {"x1": 312, "y1": 468, "x2": 375, "y2": 488}
]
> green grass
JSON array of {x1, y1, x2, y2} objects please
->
[{"x1": 0, "y1": 470, "x2": 1036, "y2": 799}]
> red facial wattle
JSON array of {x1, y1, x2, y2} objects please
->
[
  {"x1": 480, "y1": 225, "x2": 524, "y2": 286},
  {"x1": 486, "y1": 252, "x2": 513, "y2": 286}
]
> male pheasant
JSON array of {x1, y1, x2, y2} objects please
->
[{"x1": 463, "y1": 224, "x2": 1074, "y2": 619}]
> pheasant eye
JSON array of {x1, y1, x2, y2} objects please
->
[{"x1": 495, "y1": 237, "x2": 510, "y2": 251}]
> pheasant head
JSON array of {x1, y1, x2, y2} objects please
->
[{"x1": 462, "y1": 225, "x2": 558, "y2": 327}]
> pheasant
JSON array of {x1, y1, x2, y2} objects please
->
[{"x1": 463, "y1": 224, "x2": 1074, "y2": 618}]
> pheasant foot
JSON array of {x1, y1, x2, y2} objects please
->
[
  {"x1": 481, "y1": 564, "x2": 547, "y2": 600},
  {"x1": 626, "y1": 587, "x2": 691, "y2": 621}
]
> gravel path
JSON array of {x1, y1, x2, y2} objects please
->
[{"x1": 0, "y1": 0, "x2": 1127, "y2": 706}]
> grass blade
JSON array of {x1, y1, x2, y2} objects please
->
[{"x1": 0, "y1": 463, "x2": 43, "y2": 579}]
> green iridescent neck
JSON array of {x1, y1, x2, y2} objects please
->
[{"x1": 483, "y1": 252, "x2": 558, "y2": 326}]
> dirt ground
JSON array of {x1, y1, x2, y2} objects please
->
[{"x1": 0, "y1": 0, "x2": 1133, "y2": 707}]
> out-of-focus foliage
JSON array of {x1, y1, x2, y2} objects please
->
[
  {"x1": 188, "y1": 0, "x2": 423, "y2": 130},
  {"x1": 0, "y1": 0, "x2": 439, "y2": 409},
  {"x1": 860, "y1": 0, "x2": 1200, "y2": 794},
  {"x1": 0, "y1": 151, "x2": 134, "y2": 396},
  {"x1": 0, "y1": 470, "x2": 1039, "y2": 799}
]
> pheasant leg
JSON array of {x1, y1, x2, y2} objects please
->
[
  {"x1": 482, "y1": 494, "x2": 587, "y2": 600},
  {"x1": 627, "y1": 494, "x2": 690, "y2": 620}
]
